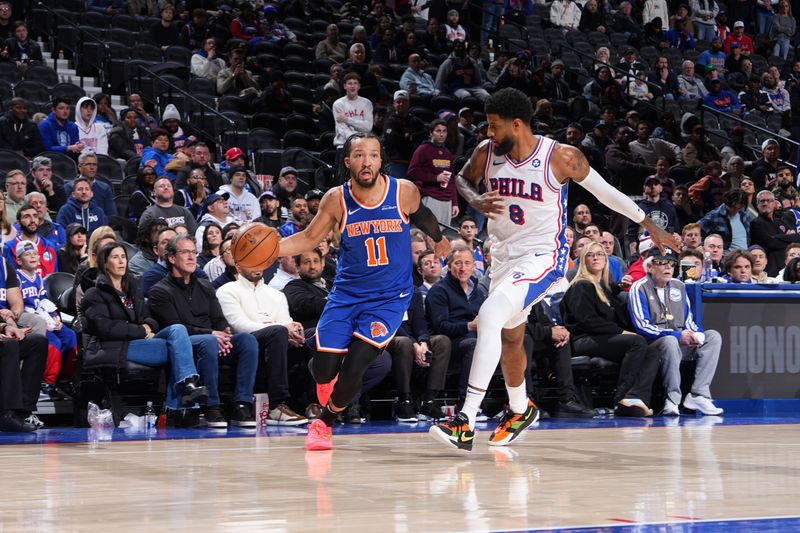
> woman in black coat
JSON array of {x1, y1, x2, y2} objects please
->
[
  {"x1": 561, "y1": 242, "x2": 659, "y2": 417},
  {"x1": 81, "y1": 242, "x2": 208, "y2": 412}
]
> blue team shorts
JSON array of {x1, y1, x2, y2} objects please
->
[{"x1": 314, "y1": 287, "x2": 413, "y2": 352}]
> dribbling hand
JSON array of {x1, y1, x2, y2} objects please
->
[
  {"x1": 471, "y1": 190, "x2": 506, "y2": 219},
  {"x1": 649, "y1": 225, "x2": 682, "y2": 255},
  {"x1": 433, "y1": 238, "x2": 451, "y2": 261}
]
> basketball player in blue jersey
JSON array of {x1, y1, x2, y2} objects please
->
[
  {"x1": 278, "y1": 132, "x2": 450, "y2": 450},
  {"x1": 430, "y1": 88, "x2": 681, "y2": 451}
]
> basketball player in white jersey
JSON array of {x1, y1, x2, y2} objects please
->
[{"x1": 430, "y1": 88, "x2": 679, "y2": 451}]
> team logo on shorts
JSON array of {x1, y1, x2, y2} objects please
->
[{"x1": 370, "y1": 321, "x2": 389, "y2": 338}]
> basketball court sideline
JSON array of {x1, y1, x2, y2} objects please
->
[{"x1": 1, "y1": 416, "x2": 799, "y2": 532}]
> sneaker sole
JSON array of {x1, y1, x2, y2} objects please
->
[
  {"x1": 306, "y1": 440, "x2": 333, "y2": 451},
  {"x1": 181, "y1": 390, "x2": 209, "y2": 408},
  {"x1": 683, "y1": 398, "x2": 724, "y2": 416},
  {"x1": 488, "y1": 409, "x2": 540, "y2": 447},
  {"x1": 396, "y1": 416, "x2": 419, "y2": 423},
  {"x1": 266, "y1": 418, "x2": 309, "y2": 426},
  {"x1": 205, "y1": 422, "x2": 228, "y2": 429},
  {"x1": 230, "y1": 420, "x2": 258, "y2": 428},
  {"x1": 428, "y1": 425, "x2": 473, "y2": 452}
]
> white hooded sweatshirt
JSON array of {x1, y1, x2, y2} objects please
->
[{"x1": 75, "y1": 96, "x2": 109, "y2": 155}]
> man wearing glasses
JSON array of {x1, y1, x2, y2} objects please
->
[
  {"x1": 148, "y1": 235, "x2": 259, "y2": 429},
  {"x1": 628, "y1": 250, "x2": 723, "y2": 416}
]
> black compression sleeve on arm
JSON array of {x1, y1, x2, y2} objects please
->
[{"x1": 409, "y1": 202, "x2": 444, "y2": 242}]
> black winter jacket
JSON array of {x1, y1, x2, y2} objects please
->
[
  {"x1": 560, "y1": 280, "x2": 630, "y2": 340},
  {"x1": 147, "y1": 272, "x2": 229, "y2": 334},
  {"x1": 0, "y1": 113, "x2": 44, "y2": 158},
  {"x1": 80, "y1": 273, "x2": 158, "y2": 369}
]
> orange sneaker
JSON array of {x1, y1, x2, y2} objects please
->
[
  {"x1": 428, "y1": 413, "x2": 474, "y2": 451},
  {"x1": 316, "y1": 374, "x2": 338, "y2": 408},
  {"x1": 488, "y1": 399, "x2": 539, "y2": 446},
  {"x1": 305, "y1": 419, "x2": 333, "y2": 451}
]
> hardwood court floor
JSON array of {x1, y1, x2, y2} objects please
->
[{"x1": 1, "y1": 419, "x2": 799, "y2": 532}]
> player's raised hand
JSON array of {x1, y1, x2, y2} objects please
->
[
  {"x1": 433, "y1": 238, "x2": 451, "y2": 261},
  {"x1": 647, "y1": 223, "x2": 682, "y2": 255},
  {"x1": 471, "y1": 190, "x2": 506, "y2": 219}
]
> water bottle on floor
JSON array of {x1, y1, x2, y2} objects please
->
[{"x1": 144, "y1": 401, "x2": 157, "y2": 431}]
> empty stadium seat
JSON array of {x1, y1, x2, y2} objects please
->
[{"x1": 0, "y1": 149, "x2": 30, "y2": 176}]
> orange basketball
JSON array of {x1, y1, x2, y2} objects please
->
[{"x1": 231, "y1": 222, "x2": 280, "y2": 271}]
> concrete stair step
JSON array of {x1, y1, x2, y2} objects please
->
[{"x1": 41, "y1": 42, "x2": 128, "y2": 106}]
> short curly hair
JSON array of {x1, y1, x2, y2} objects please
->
[{"x1": 484, "y1": 88, "x2": 533, "y2": 124}]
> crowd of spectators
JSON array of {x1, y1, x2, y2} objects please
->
[{"x1": 1, "y1": 0, "x2": 800, "y2": 430}]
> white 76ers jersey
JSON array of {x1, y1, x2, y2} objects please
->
[{"x1": 484, "y1": 136, "x2": 569, "y2": 270}]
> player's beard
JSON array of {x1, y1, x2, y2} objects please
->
[
  {"x1": 492, "y1": 135, "x2": 515, "y2": 156},
  {"x1": 352, "y1": 167, "x2": 379, "y2": 188}
]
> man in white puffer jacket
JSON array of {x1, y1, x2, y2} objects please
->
[{"x1": 74, "y1": 96, "x2": 108, "y2": 155}]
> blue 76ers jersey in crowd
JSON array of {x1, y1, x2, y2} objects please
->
[
  {"x1": 484, "y1": 136, "x2": 569, "y2": 273},
  {"x1": 335, "y1": 176, "x2": 412, "y2": 299},
  {"x1": 17, "y1": 270, "x2": 47, "y2": 314}
]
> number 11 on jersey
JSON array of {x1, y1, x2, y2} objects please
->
[{"x1": 365, "y1": 236, "x2": 389, "y2": 266}]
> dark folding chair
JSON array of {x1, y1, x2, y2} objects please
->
[
  {"x1": 285, "y1": 113, "x2": 318, "y2": 134},
  {"x1": 0, "y1": 149, "x2": 31, "y2": 176},
  {"x1": 283, "y1": 130, "x2": 317, "y2": 150}
]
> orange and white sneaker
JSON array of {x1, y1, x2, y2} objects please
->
[
  {"x1": 488, "y1": 399, "x2": 540, "y2": 446},
  {"x1": 316, "y1": 375, "x2": 338, "y2": 408},
  {"x1": 305, "y1": 419, "x2": 333, "y2": 451},
  {"x1": 428, "y1": 413, "x2": 475, "y2": 451}
]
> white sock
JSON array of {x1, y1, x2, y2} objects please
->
[
  {"x1": 459, "y1": 292, "x2": 518, "y2": 430},
  {"x1": 507, "y1": 382, "x2": 528, "y2": 414},
  {"x1": 460, "y1": 386, "x2": 485, "y2": 429}
]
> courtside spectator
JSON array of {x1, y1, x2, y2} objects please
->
[
  {"x1": 82, "y1": 242, "x2": 209, "y2": 427},
  {"x1": 425, "y1": 246, "x2": 486, "y2": 401},
  {"x1": 561, "y1": 243, "x2": 659, "y2": 417},
  {"x1": 216, "y1": 259, "x2": 308, "y2": 426},
  {"x1": 149, "y1": 235, "x2": 259, "y2": 429},
  {"x1": 628, "y1": 250, "x2": 723, "y2": 416}
]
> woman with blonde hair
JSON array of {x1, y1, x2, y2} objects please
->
[
  {"x1": 561, "y1": 243, "x2": 659, "y2": 417},
  {"x1": 71, "y1": 226, "x2": 118, "y2": 329}
]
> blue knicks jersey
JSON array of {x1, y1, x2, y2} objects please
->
[{"x1": 336, "y1": 176, "x2": 412, "y2": 298}]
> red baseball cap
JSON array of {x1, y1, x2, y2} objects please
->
[{"x1": 225, "y1": 147, "x2": 245, "y2": 161}]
